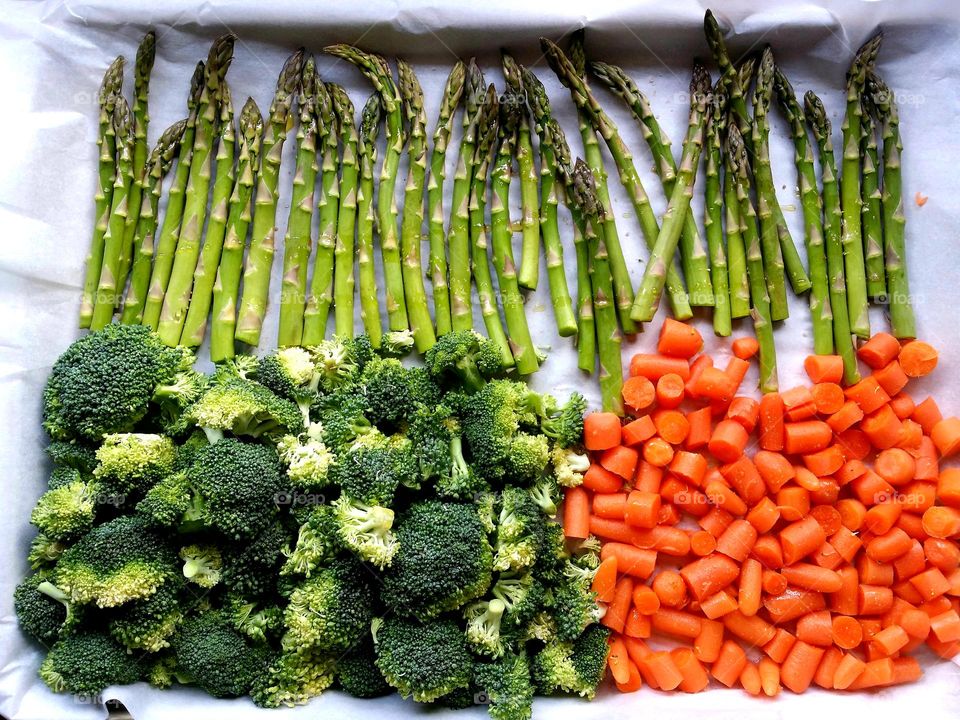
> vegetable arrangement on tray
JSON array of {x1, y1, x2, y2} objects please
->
[{"x1": 13, "y1": 5, "x2": 960, "y2": 716}]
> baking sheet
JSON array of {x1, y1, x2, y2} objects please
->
[{"x1": 1, "y1": 0, "x2": 960, "y2": 718}]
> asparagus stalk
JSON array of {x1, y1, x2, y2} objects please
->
[
  {"x1": 860, "y1": 96, "x2": 886, "y2": 300},
  {"x1": 117, "y1": 32, "x2": 156, "y2": 302},
  {"x1": 840, "y1": 33, "x2": 883, "y2": 338},
  {"x1": 774, "y1": 68, "x2": 833, "y2": 355},
  {"x1": 277, "y1": 57, "x2": 319, "y2": 348},
  {"x1": 210, "y1": 99, "x2": 264, "y2": 362},
  {"x1": 89, "y1": 98, "x2": 135, "y2": 329},
  {"x1": 142, "y1": 61, "x2": 204, "y2": 330},
  {"x1": 158, "y1": 34, "x2": 235, "y2": 346},
  {"x1": 590, "y1": 60, "x2": 714, "y2": 307},
  {"x1": 705, "y1": 12, "x2": 753, "y2": 153},
  {"x1": 426, "y1": 61, "x2": 466, "y2": 336},
  {"x1": 502, "y1": 50, "x2": 541, "y2": 291},
  {"x1": 520, "y1": 66, "x2": 577, "y2": 337},
  {"x1": 396, "y1": 60, "x2": 436, "y2": 352},
  {"x1": 446, "y1": 60, "x2": 486, "y2": 331},
  {"x1": 179, "y1": 85, "x2": 237, "y2": 347},
  {"x1": 325, "y1": 45, "x2": 408, "y2": 331},
  {"x1": 121, "y1": 119, "x2": 188, "y2": 325},
  {"x1": 546, "y1": 119, "x2": 595, "y2": 372},
  {"x1": 543, "y1": 35, "x2": 692, "y2": 322},
  {"x1": 468, "y1": 87, "x2": 514, "y2": 368},
  {"x1": 302, "y1": 81, "x2": 340, "y2": 343},
  {"x1": 235, "y1": 48, "x2": 304, "y2": 347},
  {"x1": 704, "y1": 85, "x2": 732, "y2": 337},
  {"x1": 356, "y1": 95, "x2": 384, "y2": 347},
  {"x1": 868, "y1": 73, "x2": 915, "y2": 340},
  {"x1": 572, "y1": 159, "x2": 624, "y2": 415},
  {"x1": 728, "y1": 124, "x2": 778, "y2": 393},
  {"x1": 79, "y1": 55, "x2": 123, "y2": 328},
  {"x1": 492, "y1": 98, "x2": 540, "y2": 375},
  {"x1": 805, "y1": 92, "x2": 861, "y2": 385},
  {"x1": 724, "y1": 159, "x2": 751, "y2": 320},
  {"x1": 567, "y1": 34, "x2": 644, "y2": 327},
  {"x1": 632, "y1": 62, "x2": 711, "y2": 323},
  {"x1": 331, "y1": 84, "x2": 360, "y2": 339}
]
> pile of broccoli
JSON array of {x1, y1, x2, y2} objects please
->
[{"x1": 16, "y1": 325, "x2": 606, "y2": 718}]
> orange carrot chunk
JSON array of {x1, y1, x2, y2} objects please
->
[
  {"x1": 783, "y1": 420, "x2": 833, "y2": 455},
  {"x1": 621, "y1": 375, "x2": 656, "y2": 413},
  {"x1": 600, "y1": 542, "x2": 657, "y2": 579},
  {"x1": 591, "y1": 556, "x2": 618, "y2": 603},
  {"x1": 832, "y1": 652, "x2": 867, "y2": 690},
  {"x1": 931, "y1": 417, "x2": 960, "y2": 458},
  {"x1": 781, "y1": 516, "x2": 828, "y2": 565},
  {"x1": 912, "y1": 396, "x2": 943, "y2": 434},
  {"x1": 622, "y1": 415, "x2": 657, "y2": 447},
  {"x1": 708, "y1": 419, "x2": 748, "y2": 463},
  {"x1": 804, "y1": 354, "x2": 845, "y2": 383},
  {"x1": 584, "y1": 412, "x2": 622, "y2": 450},
  {"x1": 832, "y1": 614, "x2": 864, "y2": 649},
  {"x1": 681, "y1": 553, "x2": 741, "y2": 602},
  {"x1": 657, "y1": 318, "x2": 704, "y2": 358},
  {"x1": 671, "y1": 647, "x2": 710, "y2": 693},
  {"x1": 780, "y1": 640, "x2": 825, "y2": 693},
  {"x1": 732, "y1": 336, "x2": 760, "y2": 360},
  {"x1": 599, "y1": 445, "x2": 640, "y2": 480},
  {"x1": 858, "y1": 332, "x2": 901, "y2": 369},
  {"x1": 583, "y1": 464, "x2": 624, "y2": 493},
  {"x1": 758, "y1": 657, "x2": 782, "y2": 696},
  {"x1": 645, "y1": 651, "x2": 684, "y2": 691},
  {"x1": 630, "y1": 353, "x2": 691, "y2": 381},
  {"x1": 563, "y1": 486, "x2": 590, "y2": 539},
  {"x1": 711, "y1": 640, "x2": 748, "y2": 688},
  {"x1": 898, "y1": 340, "x2": 938, "y2": 377},
  {"x1": 759, "y1": 393, "x2": 785, "y2": 451}
]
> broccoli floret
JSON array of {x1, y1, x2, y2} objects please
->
[
  {"x1": 551, "y1": 445, "x2": 589, "y2": 488},
  {"x1": 474, "y1": 652, "x2": 535, "y2": 720},
  {"x1": 220, "y1": 520, "x2": 292, "y2": 597},
  {"x1": 281, "y1": 504, "x2": 340, "y2": 577},
  {"x1": 493, "y1": 487, "x2": 542, "y2": 572},
  {"x1": 256, "y1": 347, "x2": 320, "y2": 427},
  {"x1": 215, "y1": 353, "x2": 259, "y2": 381},
  {"x1": 28, "y1": 534, "x2": 66, "y2": 569},
  {"x1": 173, "y1": 612, "x2": 270, "y2": 698},
  {"x1": 39, "y1": 630, "x2": 142, "y2": 695},
  {"x1": 378, "y1": 329, "x2": 415, "y2": 357},
  {"x1": 145, "y1": 652, "x2": 182, "y2": 689},
  {"x1": 530, "y1": 625, "x2": 609, "y2": 699},
  {"x1": 408, "y1": 403, "x2": 456, "y2": 478},
  {"x1": 179, "y1": 544, "x2": 221, "y2": 588},
  {"x1": 547, "y1": 561, "x2": 604, "y2": 642},
  {"x1": 343, "y1": 334, "x2": 375, "y2": 368},
  {"x1": 373, "y1": 616, "x2": 472, "y2": 702},
  {"x1": 172, "y1": 430, "x2": 209, "y2": 470},
  {"x1": 224, "y1": 594, "x2": 284, "y2": 645},
  {"x1": 311, "y1": 337, "x2": 362, "y2": 391},
  {"x1": 186, "y1": 438, "x2": 282, "y2": 540},
  {"x1": 538, "y1": 393, "x2": 586, "y2": 448},
  {"x1": 42, "y1": 325, "x2": 192, "y2": 441},
  {"x1": 47, "y1": 466, "x2": 87, "y2": 491},
  {"x1": 492, "y1": 571, "x2": 545, "y2": 631},
  {"x1": 152, "y1": 370, "x2": 209, "y2": 436},
  {"x1": 381, "y1": 500, "x2": 493, "y2": 620},
  {"x1": 184, "y1": 376, "x2": 303, "y2": 443},
  {"x1": 252, "y1": 648, "x2": 336, "y2": 708},
  {"x1": 331, "y1": 430, "x2": 419, "y2": 505},
  {"x1": 437, "y1": 437, "x2": 492, "y2": 500},
  {"x1": 30, "y1": 480, "x2": 97, "y2": 541},
  {"x1": 465, "y1": 598, "x2": 508, "y2": 657},
  {"x1": 332, "y1": 497, "x2": 398, "y2": 569},
  {"x1": 54, "y1": 515, "x2": 177, "y2": 607},
  {"x1": 533, "y1": 521, "x2": 569, "y2": 584},
  {"x1": 282, "y1": 557, "x2": 374, "y2": 653},
  {"x1": 14, "y1": 575, "x2": 70, "y2": 643},
  {"x1": 528, "y1": 476, "x2": 561, "y2": 517},
  {"x1": 505, "y1": 433, "x2": 550, "y2": 485},
  {"x1": 337, "y1": 638, "x2": 391, "y2": 698},
  {"x1": 362, "y1": 358, "x2": 440, "y2": 428},
  {"x1": 106, "y1": 577, "x2": 183, "y2": 652},
  {"x1": 316, "y1": 390, "x2": 373, "y2": 451},
  {"x1": 45, "y1": 441, "x2": 98, "y2": 473},
  {"x1": 424, "y1": 330, "x2": 504, "y2": 393},
  {"x1": 276, "y1": 425, "x2": 334, "y2": 490},
  {"x1": 136, "y1": 471, "x2": 193, "y2": 527},
  {"x1": 93, "y1": 432, "x2": 176, "y2": 494}
]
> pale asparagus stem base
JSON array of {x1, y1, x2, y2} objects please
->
[
  {"x1": 724, "y1": 168, "x2": 751, "y2": 319},
  {"x1": 806, "y1": 91, "x2": 861, "y2": 385},
  {"x1": 704, "y1": 94, "x2": 731, "y2": 337},
  {"x1": 356, "y1": 95, "x2": 383, "y2": 347},
  {"x1": 861, "y1": 104, "x2": 886, "y2": 300},
  {"x1": 332, "y1": 87, "x2": 360, "y2": 339}
]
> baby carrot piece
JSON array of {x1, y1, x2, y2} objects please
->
[
  {"x1": 601, "y1": 542, "x2": 657, "y2": 579},
  {"x1": 754, "y1": 450, "x2": 795, "y2": 492},
  {"x1": 861, "y1": 405, "x2": 903, "y2": 449},
  {"x1": 630, "y1": 353, "x2": 691, "y2": 381},
  {"x1": 652, "y1": 608, "x2": 702, "y2": 639},
  {"x1": 584, "y1": 412, "x2": 622, "y2": 450},
  {"x1": 583, "y1": 464, "x2": 624, "y2": 493},
  {"x1": 563, "y1": 486, "x2": 590, "y2": 539},
  {"x1": 591, "y1": 556, "x2": 618, "y2": 602},
  {"x1": 655, "y1": 372, "x2": 686, "y2": 408},
  {"x1": 747, "y1": 497, "x2": 780, "y2": 534},
  {"x1": 890, "y1": 391, "x2": 916, "y2": 419},
  {"x1": 690, "y1": 530, "x2": 717, "y2": 556},
  {"x1": 646, "y1": 651, "x2": 684, "y2": 691},
  {"x1": 726, "y1": 396, "x2": 760, "y2": 433},
  {"x1": 723, "y1": 610, "x2": 776, "y2": 647},
  {"x1": 758, "y1": 657, "x2": 781, "y2": 696},
  {"x1": 658, "y1": 318, "x2": 703, "y2": 358},
  {"x1": 621, "y1": 375, "x2": 656, "y2": 413},
  {"x1": 870, "y1": 624, "x2": 909, "y2": 656},
  {"x1": 874, "y1": 361, "x2": 909, "y2": 396},
  {"x1": 931, "y1": 417, "x2": 960, "y2": 458},
  {"x1": 643, "y1": 437, "x2": 675, "y2": 468},
  {"x1": 681, "y1": 553, "x2": 740, "y2": 601},
  {"x1": 740, "y1": 662, "x2": 762, "y2": 696},
  {"x1": 711, "y1": 640, "x2": 747, "y2": 688},
  {"x1": 624, "y1": 490, "x2": 660, "y2": 529},
  {"x1": 602, "y1": 575, "x2": 635, "y2": 633},
  {"x1": 592, "y1": 492, "x2": 627, "y2": 519},
  {"x1": 780, "y1": 640, "x2": 825, "y2": 693},
  {"x1": 654, "y1": 409, "x2": 690, "y2": 445},
  {"x1": 804, "y1": 354, "x2": 844, "y2": 383},
  {"x1": 694, "y1": 618, "x2": 724, "y2": 663},
  {"x1": 759, "y1": 392, "x2": 785, "y2": 451},
  {"x1": 716, "y1": 519, "x2": 758, "y2": 562},
  {"x1": 827, "y1": 400, "x2": 864, "y2": 433},
  {"x1": 738, "y1": 558, "x2": 762, "y2": 617},
  {"x1": 633, "y1": 584, "x2": 660, "y2": 615},
  {"x1": 912, "y1": 396, "x2": 943, "y2": 434},
  {"x1": 685, "y1": 354, "x2": 713, "y2": 397},
  {"x1": 671, "y1": 647, "x2": 710, "y2": 693},
  {"x1": 813, "y1": 646, "x2": 844, "y2": 688},
  {"x1": 763, "y1": 628, "x2": 797, "y2": 663},
  {"x1": 762, "y1": 570, "x2": 788, "y2": 596},
  {"x1": 614, "y1": 657, "x2": 643, "y2": 692},
  {"x1": 607, "y1": 636, "x2": 632, "y2": 684},
  {"x1": 898, "y1": 340, "x2": 938, "y2": 377},
  {"x1": 832, "y1": 652, "x2": 867, "y2": 689},
  {"x1": 782, "y1": 385, "x2": 817, "y2": 421},
  {"x1": 845, "y1": 376, "x2": 891, "y2": 414},
  {"x1": 622, "y1": 415, "x2": 656, "y2": 446},
  {"x1": 685, "y1": 406, "x2": 713, "y2": 450},
  {"x1": 732, "y1": 336, "x2": 759, "y2": 360},
  {"x1": 803, "y1": 445, "x2": 845, "y2": 477},
  {"x1": 782, "y1": 564, "x2": 843, "y2": 593},
  {"x1": 796, "y1": 610, "x2": 834, "y2": 646},
  {"x1": 858, "y1": 584, "x2": 894, "y2": 615},
  {"x1": 811, "y1": 382, "x2": 845, "y2": 414},
  {"x1": 780, "y1": 516, "x2": 828, "y2": 565},
  {"x1": 600, "y1": 445, "x2": 639, "y2": 479},
  {"x1": 707, "y1": 419, "x2": 748, "y2": 464},
  {"x1": 753, "y1": 535, "x2": 785, "y2": 568},
  {"x1": 832, "y1": 615, "x2": 863, "y2": 649},
  {"x1": 652, "y1": 570, "x2": 687, "y2": 609},
  {"x1": 858, "y1": 332, "x2": 901, "y2": 369},
  {"x1": 910, "y1": 567, "x2": 952, "y2": 600},
  {"x1": 694, "y1": 366, "x2": 738, "y2": 403},
  {"x1": 846, "y1": 658, "x2": 894, "y2": 689},
  {"x1": 721, "y1": 456, "x2": 765, "y2": 504},
  {"x1": 783, "y1": 420, "x2": 833, "y2": 455}
]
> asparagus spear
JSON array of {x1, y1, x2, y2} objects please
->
[
  {"x1": 446, "y1": 60, "x2": 486, "y2": 331},
  {"x1": 502, "y1": 50, "x2": 541, "y2": 291},
  {"x1": 79, "y1": 55, "x2": 123, "y2": 328},
  {"x1": 426, "y1": 61, "x2": 466, "y2": 336},
  {"x1": 158, "y1": 34, "x2": 235, "y2": 346},
  {"x1": 325, "y1": 45, "x2": 408, "y2": 331},
  {"x1": 234, "y1": 48, "x2": 304, "y2": 347},
  {"x1": 860, "y1": 95, "x2": 886, "y2": 300},
  {"x1": 210, "y1": 99, "x2": 264, "y2": 362},
  {"x1": 547, "y1": 119, "x2": 595, "y2": 373},
  {"x1": 724, "y1": 156, "x2": 751, "y2": 320},
  {"x1": 468, "y1": 87, "x2": 514, "y2": 368},
  {"x1": 117, "y1": 32, "x2": 156, "y2": 302},
  {"x1": 302, "y1": 81, "x2": 340, "y2": 344},
  {"x1": 728, "y1": 124, "x2": 778, "y2": 393},
  {"x1": 330, "y1": 84, "x2": 360, "y2": 339},
  {"x1": 396, "y1": 60, "x2": 436, "y2": 352},
  {"x1": 704, "y1": 84, "x2": 732, "y2": 337},
  {"x1": 521, "y1": 66, "x2": 577, "y2": 337},
  {"x1": 121, "y1": 119, "x2": 188, "y2": 325},
  {"x1": 277, "y1": 57, "x2": 319, "y2": 348},
  {"x1": 590, "y1": 60, "x2": 714, "y2": 308},
  {"x1": 774, "y1": 68, "x2": 833, "y2": 355},
  {"x1": 841, "y1": 33, "x2": 883, "y2": 338},
  {"x1": 492, "y1": 97, "x2": 539, "y2": 375},
  {"x1": 632, "y1": 62, "x2": 711, "y2": 323},
  {"x1": 805, "y1": 92, "x2": 861, "y2": 384},
  {"x1": 572, "y1": 159, "x2": 624, "y2": 414},
  {"x1": 356, "y1": 95, "x2": 383, "y2": 347},
  {"x1": 179, "y1": 85, "x2": 237, "y2": 347},
  {"x1": 705, "y1": 11, "x2": 753, "y2": 151},
  {"x1": 90, "y1": 98, "x2": 135, "y2": 329},
  {"x1": 868, "y1": 73, "x2": 915, "y2": 340},
  {"x1": 142, "y1": 61, "x2": 204, "y2": 330},
  {"x1": 542, "y1": 35, "x2": 692, "y2": 322}
]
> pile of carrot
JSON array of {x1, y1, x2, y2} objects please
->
[{"x1": 566, "y1": 318, "x2": 960, "y2": 696}]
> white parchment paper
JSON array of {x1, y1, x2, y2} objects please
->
[{"x1": 1, "y1": 1, "x2": 959, "y2": 718}]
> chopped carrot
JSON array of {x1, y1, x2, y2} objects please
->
[
  {"x1": 929, "y1": 609, "x2": 960, "y2": 643},
  {"x1": 871, "y1": 624, "x2": 909, "y2": 656},
  {"x1": 658, "y1": 318, "x2": 703, "y2": 358},
  {"x1": 827, "y1": 400, "x2": 865, "y2": 433},
  {"x1": 890, "y1": 391, "x2": 916, "y2": 419},
  {"x1": 858, "y1": 332, "x2": 901, "y2": 369},
  {"x1": 591, "y1": 556, "x2": 618, "y2": 602},
  {"x1": 725, "y1": 396, "x2": 760, "y2": 433},
  {"x1": 752, "y1": 535, "x2": 785, "y2": 568},
  {"x1": 759, "y1": 392, "x2": 785, "y2": 451},
  {"x1": 832, "y1": 652, "x2": 867, "y2": 690},
  {"x1": 623, "y1": 490, "x2": 660, "y2": 529},
  {"x1": 693, "y1": 366, "x2": 738, "y2": 403},
  {"x1": 701, "y1": 589, "x2": 738, "y2": 619},
  {"x1": 810, "y1": 505, "x2": 842, "y2": 536},
  {"x1": 708, "y1": 419, "x2": 749, "y2": 463},
  {"x1": 654, "y1": 372, "x2": 686, "y2": 409},
  {"x1": 740, "y1": 661, "x2": 762, "y2": 695},
  {"x1": 592, "y1": 492, "x2": 627, "y2": 519},
  {"x1": 762, "y1": 570, "x2": 788, "y2": 595},
  {"x1": 861, "y1": 405, "x2": 904, "y2": 450},
  {"x1": 746, "y1": 496, "x2": 780, "y2": 534},
  {"x1": 716, "y1": 519, "x2": 758, "y2": 562},
  {"x1": 599, "y1": 445, "x2": 639, "y2": 480},
  {"x1": 912, "y1": 396, "x2": 943, "y2": 434},
  {"x1": 859, "y1": 584, "x2": 894, "y2": 615},
  {"x1": 583, "y1": 463, "x2": 624, "y2": 493},
  {"x1": 685, "y1": 406, "x2": 712, "y2": 450},
  {"x1": 796, "y1": 609, "x2": 834, "y2": 646},
  {"x1": 811, "y1": 382, "x2": 845, "y2": 414},
  {"x1": 699, "y1": 506, "x2": 734, "y2": 537},
  {"x1": 690, "y1": 530, "x2": 718, "y2": 556},
  {"x1": 758, "y1": 657, "x2": 781, "y2": 696},
  {"x1": 602, "y1": 575, "x2": 634, "y2": 633},
  {"x1": 621, "y1": 375, "x2": 656, "y2": 413},
  {"x1": 832, "y1": 614, "x2": 863, "y2": 649},
  {"x1": 781, "y1": 516, "x2": 828, "y2": 565},
  {"x1": 803, "y1": 445, "x2": 845, "y2": 477},
  {"x1": 643, "y1": 437, "x2": 675, "y2": 468},
  {"x1": 931, "y1": 417, "x2": 960, "y2": 457},
  {"x1": 671, "y1": 647, "x2": 710, "y2": 693},
  {"x1": 652, "y1": 570, "x2": 687, "y2": 609},
  {"x1": 804, "y1": 354, "x2": 845, "y2": 383},
  {"x1": 621, "y1": 415, "x2": 657, "y2": 446},
  {"x1": 763, "y1": 628, "x2": 797, "y2": 663},
  {"x1": 732, "y1": 336, "x2": 760, "y2": 360},
  {"x1": 783, "y1": 420, "x2": 833, "y2": 455},
  {"x1": 898, "y1": 340, "x2": 938, "y2": 377},
  {"x1": 874, "y1": 447, "x2": 916, "y2": 485},
  {"x1": 654, "y1": 409, "x2": 690, "y2": 445},
  {"x1": 600, "y1": 542, "x2": 657, "y2": 579},
  {"x1": 646, "y1": 651, "x2": 684, "y2": 691},
  {"x1": 563, "y1": 486, "x2": 590, "y2": 539},
  {"x1": 685, "y1": 354, "x2": 713, "y2": 398},
  {"x1": 754, "y1": 450, "x2": 795, "y2": 492},
  {"x1": 910, "y1": 567, "x2": 952, "y2": 600},
  {"x1": 613, "y1": 657, "x2": 643, "y2": 692},
  {"x1": 781, "y1": 640, "x2": 825, "y2": 693},
  {"x1": 711, "y1": 640, "x2": 747, "y2": 688},
  {"x1": 584, "y1": 411, "x2": 622, "y2": 450},
  {"x1": 724, "y1": 610, "x2": 776, "y2": 647},
  {"x1": 630, "y1": 353, "x2": 691, "y2": 381},
  {"x1": 782, "y1": 385, "x2": 817, "y2": 421},
  {"x1": 866, "y1": 527, "x2": 914, "y2": 562},
  {"x1": 845, "y1": 376, "x2": 891, "y2": 414},
  {"x1": 681, "y1": 553, "x2": 740, "y2": 602},
  {"x1": 813, "y1": 646, "x2": 844, "y2": 689},
  {"x1": 782, "y1": 564, "x2": 843, "y2": 593},
  {"x1": 874, "y1": 361, "x2": 909, "y2": 397},
  {"x1": 668, "y1": 450, "x2": 708, "y2": 487},
  {"x1": 607, "y1": 636, "x2": 632, "y2": 684}
]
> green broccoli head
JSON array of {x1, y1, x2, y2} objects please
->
[
  {"x1": 424, "y1": 330, "x2": 504, "y2": 393},
  {"x1": 465, "y1": 598, "x2": 509, "y2": 657},
  {"x1": 276, "y1": 425, "x2": 334, "y2": 490},
  {"x1": 251, "y1": 648, "x2": 336, "y2": 708},
  {"x1": 256, "y1": 347, "x2": 319, "y2": 426},
  {"x1": 381, "y1": 500, "x2": 493, "y2": 620},
  {"x1": 28, "y1": 534, "x2": 66, "y2": 570},
  {"x1": 331, "y1": 430, "x2": 419, "y2": 505},
  {"x1": 106, "y1": 576, "x2": 184, "y2": 652},
  {"x1": 530, "y1": 625, "x2": 609, "y2": 699},
  {"x1": 332, "y1": 497, "x2": 398, "y2": 569},
  {"x1": 14, "y1": 574, "x2": 69, "y2": 644},
  {"x1": 54, "y1": 515, "x2": 177, "y2": 607},
  {"x1": 135, "y1": 471, "x2": 193, "y2": 528},
  {"x1": 93, "y1": 432, "x2": 176, "y2": 494},
  {"x1": 547, "y1": 561, "x2": 604, "y2": 642},
  {"x1": 42, "y1": 325, "x2": 193, "y2": 441},
  {"x1": 310, "y1": 337, "x2": 362, "y2": 391},
  {"x1": 528, "y1": 476, "x2": 561, "y2": 518},
  {"x1": 373, "y1": 616, "x2": 473, "y2": 702},
  {"x1": 45, "y1": 441, "x2": 98, "y2": 473},
  {"x1": 505, "y1": 433, "x2": 550, "y2": 485},
  {"x1": 492, "y1": 571, "x2": 546, "y2": 631},
  {"x1": 281, "y1": 504, "x2": 341, "y2": 577},
  {"x1": 152, "y1": 370, "x2": 209, "y2": 437},
  {"x1": 539, "y1": 393, "x2": 586, "y2": 448},
  {"x1": 39, "y1": 630, "x2": 142, "y2": 695},
  {"x1": 47, "y1": 466, "x2": 89, "y2": 491},
  {"x1": 407, "y1": 402, "x2": 458, "y2": 480},
  {"x1": 184, "y1": 377, "x2": 303, "y2": 443},
  {"x1": 494, "y1": 487, "x2": 543, "y2": 573},
  {"x1": 220, "y1": 519, "x2": 292, "y2": 597},
  {"x1": 30, "y1": 480, "x2": 97, "y2": 541},
  {"x1": 378, "y1": 329, "x2": 415, "y2": 357},
  {"x1": 316, "y1": 389, "x2": 372, "y2": 451},
  {"x1": 173, "y1": 612, "x2": 270, "y2": 698},
  {"x1": 551, "y1": 445, "x2": 589, "y2": 488},
  {"x1": 361, "y1": 358, "x2": 440, "y2": 428},
  {"x1": 179, "y1": 544, "x2": 222, "y2": 588},
  {"x1": 224, "y1": 594, "x2": 284, "y2": 645},
  {"x1": 473, "y1": 652, "x2": 535, "y2": 720},
  {"x1": 337, "y1": 638, "x2": 391, "y2": 698}
]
